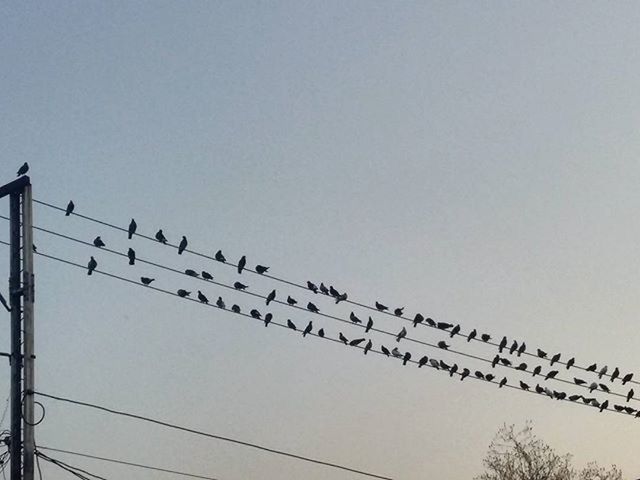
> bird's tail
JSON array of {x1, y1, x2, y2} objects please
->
[
  {"x1": 129, "y1": 259, "x2": 135, "y2": 265},
  {"x1": 87, "y1": 270, "x2": 92, "y2": 276}
]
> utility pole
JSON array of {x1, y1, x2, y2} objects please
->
[{"x1": 0, "y1": 175, "x2": 34, "y2": 480}]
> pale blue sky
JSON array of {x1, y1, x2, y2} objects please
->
[{"x1": 2, "y1": 2, "x2": 640, "y2": 479}]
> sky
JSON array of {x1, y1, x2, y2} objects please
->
[{"x1": 1, "y1": 1, "x2": 640, "y2": 479}]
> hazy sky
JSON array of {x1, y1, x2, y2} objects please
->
[{"x1": 2, "y1": 2, "x2": 640, "y2": 479}]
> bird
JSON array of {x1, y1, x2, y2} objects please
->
[
  {"x1": 307, "y1": 281, "x2": 318, "y2": 293},
  {"x1": 265, "y1": 289, "x2": 276, "y2": 306},
  {"x1": 566, "y1": 357, "x2": 575, "y2": 370},
  {"x1": 418, "y1": 356, "x2": 428, "y2": 367},
  {"x1": 550, "y1": 353, "x2": 561, "y2": 366},
  {"x1": 234, "y1": 282, "x2": 248, "y2": 290},
  {"x1": 93, "y1": 236, "x2": 105, "y2": 248},
  {"x1": 535, "y1": 384, "x2": 544, "y2": 395},
  {"x1": 598, "y1": 366, "x2": 608, "y2": 379},
  {"x1": 516, "y1": 363, "x2": 528, "y2": 371},
  {"x1": 499, "y1": 377, "x2": 507, "y2": 388},
  {"x1": 140, "y1": 277, "x2": 154, "y2": 285},
  {"x1": 599, "y1": 400, "x2": 609, "y2": 413},
  {"x1": 437, "y1": 341, "x2": 449, "y2": 350},
  {"x1": 467, "y1": 329, "x2": 477, "y2": 342},
  {"x1": 450, "y1": 324, "x2": 460, "y2": 338},
  {"x1": 569, "y1": 395, "x2": 582, "y2": 402},
  {"x1": 185, "y1": 269, "x2": 198, "y2": 277},
  {"x1": 286, "y1": 296, "x2": 297, "y2": 306},
  {"x1": 520, "y1": 381, "x2": 530, "y2": 391},
  {"x1": 318, "y1": 328, "x2": 325, "y2": 338},
  {"x1": 394, "y1": 307, "x2": 404, "y2": 316},
  {"x1": 178, "y1": 236, "x2": 188, "y2": 255},
  {"x1": 492, "y1": 355, "x2": 500, "y2": 368},
  {"x1": 349, "y1": 312, "x2": 361, "y2": 324},
  {"x1": 202, "y1": 271, "x2": 213, "y2": 280},
  {"x1": 231, "y1": 304, "x2": 240, "y2": 313},
  {"x1": 255, "y1": 265, "x2": 269, "y2": 274},
  {"x1": 622, "y1": 373, "x2": 634, "y2": 385},
  {"x1": 499, "y1": 337, "x2": 507, "y2": 353},
  {"x1": 335, "y1": 293, "x2": 348, "y2": 304},
  {"x1": 536, "y1": 349, "x2": 547, "y2": 359},
  {"x1": 264, "y1": 313, "x2": 272, "y2": 326},
  {"x1": 544, "y1": 370, "x2": 558, "y2": 381},
  {"x1": 319, "y1": 283, "x2": 329, "y2": 295},
  {"x1": 380, "y1": 345, "x2": 390, "y2": 356},
  {"x1": 128, "y1": 219, "x2": 137, "y2": 239},
  {"x1": 517, "y1": 342, "x2": 526, "y2": 356},
  {"x1": 627, "y1": 389, "x2": 634, "y2": 403},
  {"x1": 611, "y1": 367, "x2": 620, "y2": 383},
  {"x1": 216, "y1": 297, "x2": 225, "y2": 309},
  {"x1": 437, "y1": 322, "x2": 453, "y2": 330},
  {"x1": 0, "y1": 292, "x2": 10, "y2": 312},
  {"x1": 87, "y1": 257, "x2": 97, "y2": 275},
  {"x1": 589, "y1": 382, "x2": 598, "y2": 393},
  {"x1": 339, "y1": 333, "x2": 348, "y2": 344},
  {"x1": 485, "y1": 374, "x2": 495, "y2": 382},
  {"x1": 197, "y1": 291, "x2": 209, "y2": 304},
  {"x1": 287, "y1": 319, "x2": 297, "y2": 331},
  {"x1": 413, "y1": 313, "x2": 424, "y2": 327},
  {"x1": 429, "y1": 359, "x2": 440, "y2": 369},
  {"x1": 573, "y1": 378, "x2": 586, "y2": 386},
  {"x1": 532, "y1": 365, "x2": 542, "y2": 377},
  {"x1": 250, "y1": 309, "x2": 261, "y2": 319},
  {"x1": 65, "y1": 200, "x2": 75, "y2": 216},
  {"x1": 509, "y1": 340, "x2": 518, "y2": 355},
  {"x1": 481, "y1": 334, "x2": 491, "y2": 342},
  {"x1": 440, "y1": 360, "x2": 451, "y2": 370},
  {"x1": 402, "y1": 352, "x2": 411, "y2": 366},
  {"x1": 307, "y1": 302, "x2": 319, "y2": 313},
  {"x1": 215, "y1": 250, "x2": 226, "y2": 262},
  {"x1": 303, "y1": 321, "x2": 313, "y2": 337},
  {"x1": 460, "y1": 368, "x2": 470, "y2": 381},
  {"x1": 475, "y1": 371, "x2": 485, "y2": 380},
  {"x1": 375, "y1": 302, "x2": 388, "y2": 312},
  {"x1": 391, "y1": 347, "x2": 402, "y2": 358},
  {"x1": 177, "y1": 289, "x2": 190, "y2": 298},
  {"x1": 155, "y1": 229, "x2": 168, "y2": 244},
  {"x1": 237, "y1": 255, "x2": 246, "y2": 274},
  {"x1": 499, "y1": 358, "x2": 511, "y2": 367},
  {"x1": 396, "y1": 327, "x2": 407, "y2": 342},
  {"x1": 364, "y1": 340, "x2": 372, "y2": 355},
  {"x1": 425, "y1": 317, "x2": 436, "y2": 327},
  {"x1": 17, "y1": 162, "x2": 29, "y2": 176},
  {"x1": 365, "y1": 317, "x2": 373, "y2": 333},
  {"x1": 586, "y1": 363, "x2": 597, "y2": 372},
  {"x1": 449, "y1": 364, "x2": 459, "y2": 378},
  {"x1": 127, "y1": 248, "x2": 136, "y2": 265},
  {"x1": 349, "y1": 338, "x2": 365, "y2": 347},
  {"x1": 329, "y1": 286, "x2": 340, "y2": 297},
  {"x1": 599, "y1": 383, "x2": 610, "y2": 393}
]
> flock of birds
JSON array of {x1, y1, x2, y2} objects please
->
[{"x1": 16, "y1": 161, "x2": 639, "y2": 418}]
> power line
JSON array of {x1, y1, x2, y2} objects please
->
[
  {"x1": 34, "y1": 393, "x2": 393, "y2": 480},
  {"x1": 10, "y1": 241, "x2": 636, "y2": 419},
  {"x1": 11, "y1": 225, "x2": 638, "y2": 405},
  {"x1": 36, "y1": 451, "x2": 106, "y2": 480},
  {"x1": 31, "y1": 199, "x2": 639, "y2": 387}
]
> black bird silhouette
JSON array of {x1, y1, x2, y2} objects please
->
[
  {"x1": 0, "y1": 292, "x2": 10, "y2": 312},
  {"x1": 485, "y1": 374, "x2": 495, "y2": 382},
  {"x1": 307, "y1": 302, "x2": 319, "y2": 313},
  {"x1": 536, "y1": 349, "x2": 547, "y2": 359},
  {"x1": 396, "y1": 327, "x2": 407, "y2": 342},
  {"x1": 87, "y1": 256, "x2": 97, "y2": 275},
  {"x1": 197, "y1": 291, "x2": 209, "y2": 304},
  {"x1": 349, "y1": 338, "x2": 365, "y2": 347},
  {"x1": 394, "y1": 307, "x2": 404, "y2": 316},
  {"x1": 599, "y1": 383, "x2": 610, "y2": 393},
  {"x1": 550, "y1": 353, "x2": 561, "y2": 366},
  {"x1": 266, "y1": 289, "x2": 276, "y2": 306},
  {"x1": 255, "y1": 265, "x2": 269, "y2": 274},
  {"x1": 569, "y1": 395, "x2": 582, "y2": 402},
  {"x1": 364, "y1": 340, "x2": 372, "y2": 355},
  {"x1": 450, "y1": 325, "x2": 460, "y2": 338},
  {"x1": 425, "y1": 317, "x2": 436, "y2": 327},
  {"x1": 532, "y1": 366, "x2": 542, "y2": 377},
  {"x1": 286, "y1": 296, "x2": 297, "y2": 306},
  {"x1": 440, "y1": 360, "x2": 451, "y2": 370},
  {"x1": 215, "y1": 250, "x2": 226, "y2": 262},
  {"x1": 365, "y1": 317, "x2": 373, "y2": 333},
  {"x1": 611, "y1": 367, "x2": 620, "y2": 383},
  {"x1": 627, "y1": 388, "x2": 634, "y2": 402},
  {"x1": 177, "y1": 289, "x2": 190, "y2": 297},
  {"x1": 317, "y1": 283, "x2": 328, "y2": 295},
  {"x1": 237, "y1": 255, "x2": 246, "y2": 274},
  {"x1": 481, "y1": 334, "x2": 491, "y2": 342},
  {"x1": 391, "y1": 348, "x2": 402, "y2": 358},
  {"x1": 535, "y1": 384, "x2": 544, "y2": 394},
  {"x1": 201, "y1": 271, "x2": 213, "y2": 280},
  {"x1": 264, "y1": 313, "x2": 272, "y2": 326},
  {"x1": 231, "y1": 304, "x2": 240, "y2": 313},
  {"x1": 287, "y1": 319, "x2": 297, "y2": 331},
  {"x1": 155, "y1": 229, "x2": 168, "y2": 244},
  {"x1": 380, "y1": 345, "x2": 390, "y2": 356},
  {"x1": 303, "y1": 321, "x2": 313, "y2": 337},
  {"x1": 128, "y1": 219, "x2": 137, "y2": 239},
  {"x1": 598, "y1": 366, "x2": 608, "y2": 379},
  {"x1": 413, "y1": 313, "x2": 424, "y2": 327},
  {"x1": 437, "y1": 341, "x2": 449, "y2": 350},
  {"x1": 216, "y1": 297, "x2": 225, "y2": 309},
  {"x1": 250, "y1": 309, "x2": 261, "y2": 319},
  {"x1": 500, "y1": 358, "x2": 512, "y2": 367},
  {"x1": 335, "y1": 293, "x2": 348, "y2": 304},
  {"x1": 449, "y1": 364, "x2": 459, "y2": 377},
  {"x1": 140, "y1": 277, "x2": 154, "y2": 285},
  {"x1": 599, "y1": 400, "x2": 609, "y2": 412},
  {"x1": 318, "y1": 328, "x2": 324, "y2": 338},
  {"x1": 349, "y1": 312, "x2": 361, "y2": 324},
  {"x1": 467, "y1": 329, "x2": 477, "y2": 342},
  {"x1": 460, "y1": 368, "x2": 470, "y2": 381},
  {"x1": 437, "y1": 322, "x2": 453, "y2": 330},
  {"x1": 492, "y1": 355, "x2": 500, "y2": 369},
  {"x1": 499, "y1": 337, "x2": 507, "y2": 353},
  {"x1": 178, "y1": 236, "x2": 188, "y2": 255},
  {"x1": 499, "y1": 377, "x2": 507, "y2": 388},
  {"x1": 329, "y1": 286, "x2": 340, "y2": 297},
  {"x1": 574, "y1": 378, "x2": 586, "y2": 385},
  {"x1": 185, "y1": 269, "x2": 198, "y2": 277},
  {"x1": 520, "y1": 381, "x2": 530, "y2": 391},
  {"x1": 545, "y1": 370, "x2": 559, "y2": 381},
  {"x1": 509, "y1": 340, "x2": 518, "y2": 355},
  {"x1": 127, "y1": 248, "x2": 136, "y2": 265},
  {"x1": 402, "y1": 352, "x2": 411, "y2": 366},
  {"x1": 93, "y1": 236, "x2": 105, "y2": 248},
  {"x1": 589, "y1": 382, "x2": 598, "y2": 393},
  {"x1": 622, "y1": 373, "x2": 634, "y2": 385},
  {"x1": 475, "y1": 371, "x2": 485, "y2": 380},
  {"x1": 339, "y1": 332, "x2": 348, "y2": 344},
  {"x1": 375, "y1": 302, "x2": 388, "y2": 312},
  {"x1": 17, "y1": 162, "x2": 29, "y2": 176},
  {"x1": 516, "y1": 363, "x2": 528, "y2": 371},
  {"x1": 65, "y1": 200, "x2": 75, "y2": 216},
  {"x1": 566, "y1": 357, "x2": 575, "y2": 370},
  {"x1": 517, "y1": 342, "x2": 526, "y2": 356},
  {"x1": 234, "y1": 282, "x2": 248, "y2": 290},
  {"x1": 586, "y1": 363, "x2": 597, "y2": 372},
  {"x1": 418, "y1": 356, "x2": 428, "y2": 367}
]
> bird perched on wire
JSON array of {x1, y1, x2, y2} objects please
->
[
  {"x1": 201, "y1": 271, "x2": 213, "y2": 280},
  {"x1": 215, "y1": 250, "x2": 226, "y2": 262},
  {"x1": 375, "y1": 302, "x2": 388, "y2": 312},
  {"x1": 128, "y1": 219, "x2": 137, "y2": 239},
  {"x1": 127, "y1": 248, "x2": 136, "y2": 265},
  {"x1": 197, "y1": 291, "x2": 208, "y2": 304},
  {"x1": 65, "y1": 200, "x2": 75, "y2": 216},
  {"x1": 467, "y1": 329, "x2": 477, "y2": 342},
  {"x1": 396, "y1": 327, "x2": 407, "y2": 342},
  {"x1": 234, "y1": 282, "x2": 248, "y2": 291},
  {"x1": 319, "y1": 283, "x2": 329, "y2": 295},
  {"x1": 349, "y1": 338, "x2": 365, "y2": 347},
  {"x1": 255, "y1": 265, "x2": 269, "y2": 274},
  {"x1": 413, "y1": 314, "x2": 424, "y2": 327},
  {"x1": 380, "y1": 345, "x2": 390, "y2": 356},
  {"x1": 231, "y1": 304, "x2": 240, "y2": 313},
  {"x1": 178, "y1": 236, "x2": 188, "y2": 255},
  {"x1": 177, "y1": 289, "x2": 190, "y2": 298},
  {"x1": 140, "y1": 277, "x2": 154, "y2": 285},
  {"x1": 286, "y1": 296, "x2": 297, "y2": 306},
  {"x1": 394, "y1": 307, "x2": 404, "y2": 317},
  {"x1": 364, "y1": 340, "x2": 372, "y2": 355},
  {"x1": 365, "y1": 317, "x2": 373, "y2": 333},
  {"x1": 87, "y1": 256, "x2": 97, "y2": 275},
  {"x1": 264, "y1": 313, "x2": 272, "y2": 326},
  {"x1": 155, "y1": 229, "x2": 168, "y2": 244},
  {"x1": 216, "y1": 297, "x2": 225, "y2": 309},
  {"x1": 402, "y1": 351, "x2": 411, "y2": 366},
  {"x1": 17, "y1": 162, "x2": 29, "y2": 176},
  {"x1": 93, "y1": 236, "x2": 105, "y2": 248},
  {"x1": 418, "y1": 356, "x2": 428, "y2": 368},
  {"x1": 450, "y1": 325, "x2": 460, "y2": 338},
  {"x1": 307, "y1": 302, "x2": 319, "y2": 313},
  {"x1": 303, "y1": 321, "x2": 313, "y2": 337},
  {"x1": 237, "y1": 256, "x2": 246, "y2": 274},
  {"x1": 349, "y1": 312, "x2": 361, "y2": 324},
  {"x1": 250, "y1": 309, "x2": 261, "y2": 319},
  {"x1": 335, "y1": 293, "x2": 348, "y2": 304},
  {"x1": 265, "y1": 289, "x2": 276, "y2": 306},
  {"x1": 307, "y1": 281, "x2": 319, "y2": 293},
  {"x1": 437, "y1": 341, "x2": 449, "y2": 350},
  {"x1": 339, "y1": 332, "x2": 348, "y2": 344},
  {"x1": 185, "y1": 269, "x2": 198, "y2": 277},
  {"x1": 287, "y1": 319, "x2": 297, "y2": 331}
]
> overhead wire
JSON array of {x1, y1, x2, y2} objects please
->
[
  {"x1": 31, "y1": 199, "x2": 639, "y2": 387},
  {"x1": 36, "y1": 451, "x2": 106, "y2": 480}
]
